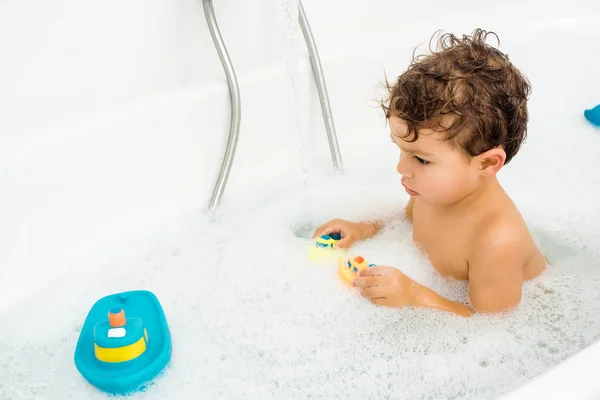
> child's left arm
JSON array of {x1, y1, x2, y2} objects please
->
[
  {"x1": 466, "y1": 240, "x2": 524, "y2": 312},
  {"x1": 352, "y1": 267, "x2": 473, "y2": 317},
  {"x1": 352, "y1": 240, "x2": 525, "y2": 316}
]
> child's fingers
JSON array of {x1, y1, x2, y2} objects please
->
[
  {"x1": 370, "y1": 297, "x2": 390, "y2": 306},
  {"x1": 324, "y1": 225, "x2": 345, "y2": 237},
  {"x1": 359, "y1": 286, "x2": 390, "y2": 300},
  {"x1": 352, "y1": 275, "x2": 388, "y2": 289},
  {"x1": 312, "y1": 223, "x2": 344, "y2": 238},
  {"x1": 313, "y1": 219, "x2": 348, "y2": 238},
  {"x1": 312, "y1": 221, "x2": 332, "y2": 238},
  {"x1": 312, "y1": 224, "x2": 327, "y2": 238},
  {"x1": 333, "y1": 235, "x2": 353, "y2": 249},
  {"x1": 360, "y1": 266, "x2": 394, "y2": 277}
]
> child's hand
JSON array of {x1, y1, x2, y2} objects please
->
[
  {"x1": 312, "y1": 219, "x2": 370, "y2": 249},
  {"x1": 351, "y1": 266, "x2": 417, "y2": 307}
]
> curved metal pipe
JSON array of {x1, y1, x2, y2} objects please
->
[
  {"x1": 203, "y1": 0, "x2": 241, "y2": 211},
  {"x1": 298, "y1": 0, "x2": 343, "y2": 173}
]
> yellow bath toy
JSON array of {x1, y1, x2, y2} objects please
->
[
  {"x1": 338, "y1": 255, "x2": 375, "y2": 286},
  {"x1": 310, "y1": 233, "x2": 345, "y2": 260}
]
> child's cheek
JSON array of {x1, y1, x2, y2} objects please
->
[{"x1": 430, "y1": 170, "x2": 460, "y2": 197}]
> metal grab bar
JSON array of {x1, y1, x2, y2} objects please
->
[
  {"x1": 298, "y1": 0, "x2": 343, "y2": 172},
  {"x1": 204, "y1": 0, "x2": 241, "y2": 211}
]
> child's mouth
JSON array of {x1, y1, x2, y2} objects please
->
[{"x1": 402, "y1": 183, "x2": 419, "y2": 196}]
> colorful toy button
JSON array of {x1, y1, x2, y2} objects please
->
[{"x1": 108, "y1": 308, "x2": 126, "y2": 327}]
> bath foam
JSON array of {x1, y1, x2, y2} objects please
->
[
  {"x1": 1, "y1": 183, "x2": 600, "y2": 400},
  {"x1": 531, "y1": 228, "x2": 579, "y2": 264}
]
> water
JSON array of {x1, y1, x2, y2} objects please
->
[
  {"x1": 1, "y1": 172, "x2": 600, "y2": 400},
  {"x1": 262, "y1": 0, "x2": 310, "y2": 181}
]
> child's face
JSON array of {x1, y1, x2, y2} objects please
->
[{"x1": 389, "y1": 117, "x2": 480, "y2": 206}]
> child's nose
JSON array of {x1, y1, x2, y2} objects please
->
[{"x1": 397, "y1": 154, "x2": 411, "y2": 177}]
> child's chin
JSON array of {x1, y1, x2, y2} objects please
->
[
  {"x1": 412, "y1": 195, "x2": 428, "y2": 205},
  {"x1": 415, "y1": 196, "x2": 445, "y2": 206}
]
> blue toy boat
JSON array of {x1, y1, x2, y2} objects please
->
[
  {"x1": 74, "y1": 290, "x2": 172, "y2": 395},
  {"x1": 584, "y1": 104, "x2": 600, "y2": 128}
]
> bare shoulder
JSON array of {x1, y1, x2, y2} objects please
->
[
  {"x1": 466, "y1": 205, "x2": 547, "y2": 311},
  {"x1": 468, "y1": 202, "x2": 545, "y2": 280},
  {"x1": 470, "y1": 205, "x2": 529, "y2": 259}
]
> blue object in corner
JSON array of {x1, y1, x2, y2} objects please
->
[
  {"x1": 74, "y1": 290, "x2": 172, "y2": 395},
  {"x1": 584, "y1": 104, "x2": 600, "y2": 128}
]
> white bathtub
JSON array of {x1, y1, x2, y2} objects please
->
[{"x1": 1, "y1": 0, "x2": 600, "y2": 398}]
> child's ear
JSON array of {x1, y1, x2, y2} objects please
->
[{"x1": 478, "y1": 148, "x2": 506, "y2": 174}]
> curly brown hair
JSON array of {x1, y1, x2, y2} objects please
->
[{"x1": 381, "y1": 29, "x2": 531, "y2": 165}]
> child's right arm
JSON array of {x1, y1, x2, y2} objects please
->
[
  {"x1": 312, "y1": 219, "x2": 382, "y2": 249},
  {"x1": 313, "y1": 198, "x2": 414, "y2": 249}
]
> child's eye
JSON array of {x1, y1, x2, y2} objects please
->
[{"x1": 414, "y1": 155, "x2": 430, "y2": 165}]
